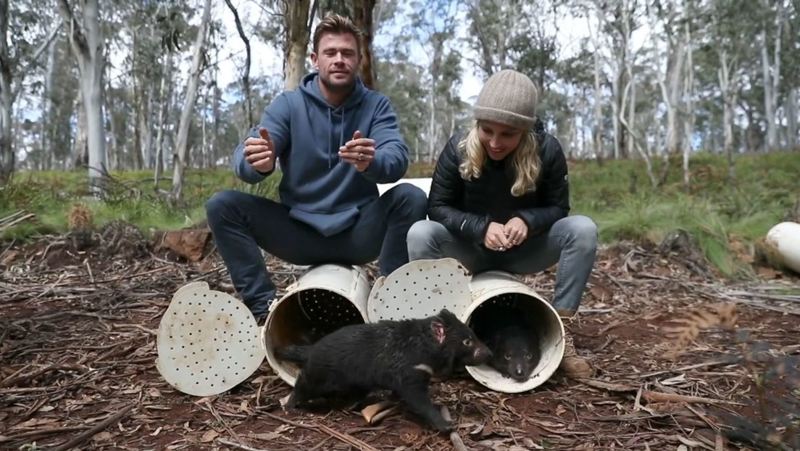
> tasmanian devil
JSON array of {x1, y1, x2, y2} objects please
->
[
  {"x1": 472, "y1": 306, "x2": 541, "y2": 382},
  {"x1": 486, "y1": 324, "x2": 541, "y2": 382},
  {"x1": 275, "y1": 308, "x2": 491, "y2": 432}
]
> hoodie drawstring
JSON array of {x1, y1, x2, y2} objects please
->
[
  {"x1": 327, "y1": 109, "x2": 333, "y2": 169},
  {"x1": 327, "y1": 107, "x2": 347, "y2": 169}
]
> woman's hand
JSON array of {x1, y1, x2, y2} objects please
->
[
  {"x1": 484, "y1": 222, "x2": 512, "y2": 252},
  {"x1": 504, "y1": 217, "x2": 529, "y2": 248}
]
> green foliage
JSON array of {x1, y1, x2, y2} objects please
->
[
  {"x1": 2, "y1": 151, "x2": 798, "y2": 278},
  {"x1": 571, "y1": 151, "x2": 800, "y2": 276}
]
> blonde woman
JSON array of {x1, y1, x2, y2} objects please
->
[{"x1": 407, "y1": 70, "x2": 597, "y2": 377}]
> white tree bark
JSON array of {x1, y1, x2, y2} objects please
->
[
  {"x1": 759, "y1": 4, "x2": 782, "y2": 151},
  {"x1": 787, "y1": 88, "x2": 798, "y2": 149},
  {"x1": 0, "y1": 0, "x2": 13, "y2": 181},
  {"x1": 41, "y1": 29, "x2": 59, "y2": 170},
  {"x1": 154, "y1": 52, "x2": 172, "y2": 187},
  {"x1": 58, "y1": 0, "x2": 107, "y2": 195},
  {"x1": 171, "y1": 0, "x2": 212, "y2": 199},
  {"x1": 587, "y1": 10, "x2": 604, "y2": 159},
  {"x1": 718, "y1": 49, "x2": 739, "y2": 182},
  {"x1": 681, "y1": 18, "x2": 694, "y2": 191}
]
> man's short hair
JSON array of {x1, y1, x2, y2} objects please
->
[{"x1": 312, "y1": 14, "x2": 363, "y2": 54}]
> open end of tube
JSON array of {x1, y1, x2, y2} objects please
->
[{"x1": 265, "y1": 288, "x2": 365, "y2": 380}]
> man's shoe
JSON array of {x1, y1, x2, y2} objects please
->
[{"x1": 559, "y1": 332, "x2": 593, "y2": 379}]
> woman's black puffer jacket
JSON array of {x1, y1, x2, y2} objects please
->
[{"x1": 427, "y1": 124, "x2": 570, "y2": 244}]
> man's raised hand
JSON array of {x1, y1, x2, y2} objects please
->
[
  {"x1": 244, "y1": 128, "x2": 275, "y2": 174},
  {"x1": 339, "y1": 130, "x2": 375, "y2": 172}
]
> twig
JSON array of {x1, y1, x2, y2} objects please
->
[
  {"x1": 642, "y1": 391, "x2": 743, "y2": 406},
  {"x1": 440, "y1": 406, "x2": 469, "y2": 451},
  {"x1": 0, "y1": 426, "x2": 85, "y2": 444},
  {"x1": 217, "y1": 437, "x2": 270, "y2": 451},
  {"x1": 203, "y1": 399, "x2": 244, "y2": 444},
  {"x1": 638, "y1": 358, "x2": 738, "y2": 378},
  {"x1": 0, "y1": 364, "x2": 88, "y2": 388},
  {"x1": 260, "y1": 412, "x2": 379, "y2": 451},
  {"x1": 50, "y1": 402, "x2": 136, "y2": 451}
]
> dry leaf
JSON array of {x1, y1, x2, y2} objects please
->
[
  {"x1": 201, "y1": 430, "x2": 220, "y2": 443},
  {"x1": 92, "y1": 431, "x2": 114, "y2": 442},
  {"x1": 247, "y1": 431, "x2": 284, "y2": 441},
  {"x1": 148, "y1": 387, "x2": 162, "y2": 398},
  {"x1": 12, "y1": 418, "x2": 60, "y2": 429},
  {"x1": 121, "y1": 386, "x2": 141, "y2": 395},
  {"x1": 0, "y1": 250, "x2": 19, "y2": 266}
]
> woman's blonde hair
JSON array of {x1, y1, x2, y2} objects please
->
[{"x1": 458, "y1": 121, "x2": 541, "y2": 196}]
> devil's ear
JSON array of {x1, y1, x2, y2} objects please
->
[
  {"x1": 431, "y1": 319, "x2": 446, "y2": 345},
  {"x1": 436, "y1": 308, "x2": 459, "y2": 324}
]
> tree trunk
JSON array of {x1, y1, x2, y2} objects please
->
[
  {"x1": 351, "y1": 0, "x2": 377, "y2": 89},
  {"x1": 0, "y1": 0, "x2": 13, "y2": 182},
  {"x1": 718, "y1": 50, "x2": 738, "y2": 183},
  {"x1": 73, "y1": 95, "x2": 88, "y2": 169},
  {"x1": 682, "y1": 18, "x2": 694, "y2": 191},
  {"x1": 171, "y1": 0, "x2": 212, "y2": 199},
  {"x1": 41, "y1": 28, "x2": 59, "y2": 171},
  {"x1": 224, "y1": 0, "x2": 253, "y2": 127},
  {"x1": 154, "y1": 52, "x2": 172, "y2": 187},
  {"x1": 589, "y1": 12, "x2": 604, "y2": 159},
  {"x1": 284, "y1": 0, "x2": 312, "y2": 91},
  {"x1": 58, "y1": 0, "x2": 107, "y2": 195},
  {"x1": 787, "y1": 88, "x2": 798, "y2": 150}
]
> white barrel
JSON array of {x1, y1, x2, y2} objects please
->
[
  {"x1": 262, "y1": 264, "x2": 371, "y2": 386},
  {"x1": 463, "y1": 271, "x2": 565, "y2": 393},
  {"x1": 766, "y1": 222, "x2": 800, "y2": 273}
]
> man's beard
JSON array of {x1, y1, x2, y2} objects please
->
[{"x1": 320, "y1": 73, "x2": 356, "y2": 94}]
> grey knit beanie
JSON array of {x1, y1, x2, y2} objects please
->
[{"x1": 473, "y1": 69, "x2": 538, "y2": 130}]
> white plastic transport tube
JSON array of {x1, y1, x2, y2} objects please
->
[
  {"x1": 261, "y1": 264, "x2": 371, "y2": 387},
  {"x1": 462, "y1": 270, "x2": 565, "y2": 394}
]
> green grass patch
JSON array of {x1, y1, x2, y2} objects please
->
[{"x1": 2, "y1": 150, "x2": 798, "y2": 277}]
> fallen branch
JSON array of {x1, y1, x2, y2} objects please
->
[
  {"x1": 50, "y1": 402, "x2": 136, "y2": 451},
  {"x1": 642, "y1": 391, "x2": 743, "y2": 406},
  {"x1": 260, "y1": 412, "x2": 379, "y2": 451}
]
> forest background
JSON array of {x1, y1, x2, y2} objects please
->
[{"x1": 1, "y1": 0, "x2": 798, "y2": 276}]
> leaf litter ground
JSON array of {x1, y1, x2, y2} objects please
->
[{"x1": 1, "y1": 223, "x2": 798, "y2": 450}]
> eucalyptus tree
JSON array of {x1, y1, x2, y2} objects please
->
[
  {"x1": 224, "y1": 0, "x2": 254, "y2": 127},
  {"x1": 57, "y1": 0, "x2": 106, "y2": 195},
  {"x1": 410, "y1": 0, "x2": 463, "y2": 161},
  {"x1": 171, "y1": 0, "x2": 212, "y2": 200},
  {"x1": 758, "y1": 0, "x2": 786, "y2": 151},
  {"x1": 0, "y1": 0, "x2": 62, "y2": 180}
]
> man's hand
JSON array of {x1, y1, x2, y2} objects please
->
[
  {"x1": 339, "y1": 130, "x2": 375, "y2": 172},
  {"x1": 503, "y1": 217, "x2": 529, "y2": 249},
  {"x1": 244, "y1": 128, "x2": 275, "y2": 174},
  {"x1": 484, "y1": 222, "x2": 512, "y2": 252}
]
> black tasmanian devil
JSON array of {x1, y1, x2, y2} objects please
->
[
  {"x1": 472, "y1": 307, "x2": 541, "y2": 382},
  {"x1": 276, "y1": 308, "x2": 492, "y2": 432}
]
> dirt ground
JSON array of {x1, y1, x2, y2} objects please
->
[{"x1": 1, "y1": 223, "x2": 798, "y2": 450}]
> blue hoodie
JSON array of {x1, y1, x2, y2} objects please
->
[{"x1": 233, "y1": 73, "x2": 410, "y2": 236}]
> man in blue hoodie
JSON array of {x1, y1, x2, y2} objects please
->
[{"x1": 206, "y1": 14, "x2": 427, "y2": 320}]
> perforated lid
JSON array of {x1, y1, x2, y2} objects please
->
[
  {"x1": 367, "y1": 258, "x2": 472, "y2": 322},
  {"x1": 156, "y1": 282, "x2": 265, "y2": 396}
]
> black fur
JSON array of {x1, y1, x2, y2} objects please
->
[
  {"x1": 276, "y1": 309, "x2": 491, "y2": 432},
  {"x1": 486, "y1": 325, "x2": 540, "y2": 382},
  {"x1": 472, "y1": 306, "x2": 540, "y2": 382}
]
